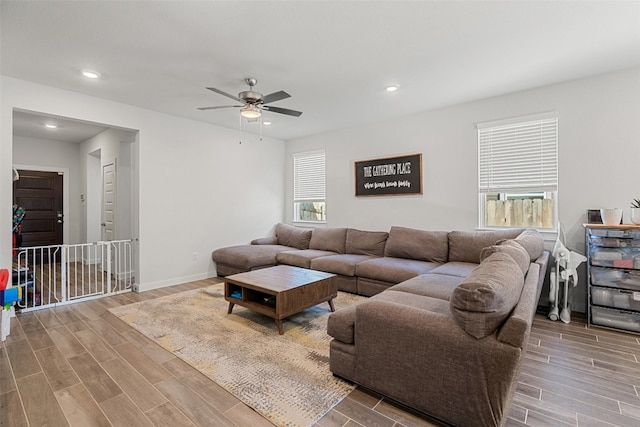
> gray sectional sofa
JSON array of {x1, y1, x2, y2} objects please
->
[{"x1": 211, "y1": 223, "x2": 549, "y2": 427}]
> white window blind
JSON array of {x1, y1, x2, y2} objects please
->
[
  {"x1": 293, "y1": 150, "x2": 326, "y2": 201},
  {"x1": 478, "y1": 117, "x2": 558, "y2": 193}
]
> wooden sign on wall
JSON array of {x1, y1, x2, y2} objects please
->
[{"x1": 355, "y1": 153, "x2": 422, "y2": 196}]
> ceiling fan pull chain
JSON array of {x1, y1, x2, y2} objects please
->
[{"x1": 239, "y1": 113, "x2": 243, "y2": 144}]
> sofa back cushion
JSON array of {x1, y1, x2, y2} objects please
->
[
  {"x1": 384, "y1": 226, "x2": 449, "y2": 263},
  {"x1": 309, "y1": 227, "x2": 347, "y2": 254},
  {"x1": 480, "y1": 239, "x2": 530, "y2": 275},
  {"x1": 346, "y1": 229, "x2": 388, "y2": 257},
  {"x1": 275, "y1": 223, "x2": 312, "y2": 249},
  {"x1": 448, "y1": 229, "x2": 523, "y2": 263},
  {"x1": 450, "y1": 252, "x2": 525, "y2": 339}
]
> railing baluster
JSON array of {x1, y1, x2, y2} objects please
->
[{"x1": 12, "y1": 240, "x2": 134, "y2": 312}]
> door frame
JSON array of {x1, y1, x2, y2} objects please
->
[
  {"x1": 102, "y1": 160, "x2": 117, "y2": 242},
  {"x1": 13, "y1": 164, "x2": 70, "y2": 245}
]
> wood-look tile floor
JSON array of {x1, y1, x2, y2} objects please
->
[{"x1": 2, "y1": 277, "x2": 640, "y2": 427}]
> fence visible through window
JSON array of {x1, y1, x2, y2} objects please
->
[{"x1": 485, "y1": 197, "x2": 554, "y2": 228}]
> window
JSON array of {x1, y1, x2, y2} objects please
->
[
  {"x1": 293, "y1": 150, "x2": 326, "y2": 223},
  {"x1": 478, "y1": 113, "x2": 558, "y2": 230}
]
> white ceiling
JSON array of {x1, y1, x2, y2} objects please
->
[
  {"x1": 2, "y1": 1, "x2": 640, "y2": 141},
  {"x1": 13, "y1": 110, "x2": 109, "y2": 143}
]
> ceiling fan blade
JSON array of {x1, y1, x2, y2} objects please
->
[
  {"x1": 197, "y1": 105, "x2": 242, "y2": 111},
  {"x1": 263, "y1": 105, "x2": 303, "y2": 117},
  {"x1": 206, "y1": 87, "x2": 244, "y2": 103},
  {"x1": 262, "y1": 90, "x2": 291, "y2": 104}
]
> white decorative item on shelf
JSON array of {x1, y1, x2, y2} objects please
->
[
  {"x1": 600, "y1": 208, "x2": 623, "y2": 226},
  {"x1": 631, "y1": 199, "x2": 640, "y2": 225}
]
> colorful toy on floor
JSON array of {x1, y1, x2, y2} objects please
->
[{"x1": 1, "y1": 268, "x2": 23, "y2": 341}]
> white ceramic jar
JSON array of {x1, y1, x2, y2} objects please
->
[{"x1": 600, "y1": 208, "x2": 623, "y2": 225}]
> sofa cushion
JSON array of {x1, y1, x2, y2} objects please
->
[
  {"x1": 346, "y1": 229, "x2": 388, "y2": 257},
  {"x1": 384, "y1": 226, "x2": 448, "y2": 263},
  {"x1": 507, "y1": 229, "x2": 545, "y2": 261},
  {"x1": 428, "y1": 262, "x2": 478, "y2": 278},
  {"x1": 310, "y1": 254, "x2": 377, "y2": 277},
  {"x1": 309, "y1": 227, "x2": 347, "y2": 254},
  {"x1": 251, "y1": 236, "x2": 278, "y2": 245},
  {"x1": 356, "y1": 257, "x2": 440, "y2": 284},
  {"x1": 480, "y1": 239, "x2": 530, "y2": 275},
  {"x1": 450, "y1": 252, "x2": 525, "y2": 339},
  {"x1": 276, "y1": 249, "x2": 337, "y2": 269},
  {"x1": 211, "y1": 244, "x2": 294, "y2": 271},
  {"x1": 448, "y1": 229, "x2": 523, "y2": 263},
  {"x1": 364, "y1": 290, "x2": 451, "y2": 316},
  {"x1": 276, "y1": 223, "x2": 312, "y2": 249},
  {"x1": 390, "y1": 273, "x2": 464, "y2": 301}
]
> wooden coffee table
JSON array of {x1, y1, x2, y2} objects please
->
[{"x1": 224, "y1": 265, "x2": 337, "y2": 334}]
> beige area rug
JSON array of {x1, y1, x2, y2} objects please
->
[{"x1": 109, "y1": 283, "x2": 366, "y2": 427}]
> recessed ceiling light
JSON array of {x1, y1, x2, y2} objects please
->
[
  {"x1": 263, "y1": 121, "x2": 272, "y2": 126},
  {"x1": 82, "y1": 70, "x2": 100, "y2": 79},
  {"x1": 385, "y1": 85, "x2": 399, "y2": 92},
  {"x1": 45, "y1": 123, "x2": 58, "y2": 129}
]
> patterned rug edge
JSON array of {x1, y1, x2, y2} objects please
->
[{"x1": 108, "y1": 284, "x2": 360, "y2": 427}]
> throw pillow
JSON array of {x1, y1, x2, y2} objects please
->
[
  {"x1": 275, "y1": 223, "x2": 312, "y2": 249},
  {"x1": 450, "y1": 252, "x2": 525, "y2": 339},
  {"x1": 480, "y1": 239, "x2": 530, "y2": 275},
  {"x1": 509, "y1": 229, "x2": 545, "y2": 261}
]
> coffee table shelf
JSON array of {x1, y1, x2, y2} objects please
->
[{"x1": 224, "y1": 265, "x2": 337, "y2": 334}]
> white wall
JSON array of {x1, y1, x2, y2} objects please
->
[
  {"x1": 86, "y1": 151, "x2": 102, "y2": 244},
  {"x1": 12, "y1": 135, "x2": 81, "y2": 244},
  {"x1": 1, "y1": 76, "x2": 285, "y2": 290},
  {"x1": 285, "y1": 67, "x2": 640, "y2": 313},
  {"x1": 79, "y1": 128, "x2": 137, "y2": 243}
]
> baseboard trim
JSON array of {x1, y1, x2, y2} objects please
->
[{"x1": 135, "y1": 272, "x2": 217, "y2": 293}]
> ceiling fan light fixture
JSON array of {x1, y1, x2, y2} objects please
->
[
  {"x1": 385, "y1": 84, "x2": 399, "y2": 92},
  {"x1": 240, "y1": 104, "x2": 261, "y2": 119}
]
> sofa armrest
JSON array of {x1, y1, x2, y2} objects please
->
[
  {"x1": 354, "y1": 299, "x2": 522, "y2": 427},
  {"x1": 251, "y1": 236, "x2": 278, "y2": 245},
  {"x1": 533, "y1": 250, "x2": 550, "y2": 304},
  {"x1": 497, "y1": 262, "x2": 539, "y2": 348}
]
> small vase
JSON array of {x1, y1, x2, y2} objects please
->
[
  {"x1": 631, "y1": 208, "x2": 640, "y2": 225},
  {"x1": 600, "y1": 208, "x2": 623, "y2": 226}
]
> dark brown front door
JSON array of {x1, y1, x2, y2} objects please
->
[{"x1": 13, "y1": 170, "x2": 63, "y2": 250}]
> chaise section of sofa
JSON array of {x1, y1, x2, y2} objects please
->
[
  {"x1": 327, "y1": 229, "x2": 549, "y2": 427},
  {"x1": 211, "y1": 223, "x2": 312, "y2": 276}
]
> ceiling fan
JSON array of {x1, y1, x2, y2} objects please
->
[{"x1": 198, "y1": 77, "x2": 303, "y2": 120}]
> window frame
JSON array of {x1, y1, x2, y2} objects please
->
[
  {"x1": 477, "y1": 112, "x2": 558, "y2": 231},
  {"x1": 292, "y1": 149, "x2": 326, "y2": 224}
]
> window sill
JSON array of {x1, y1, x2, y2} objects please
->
[{"x1": 292, "y1": 220, "x2": 326, "y2": 227}]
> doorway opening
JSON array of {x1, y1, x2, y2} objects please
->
[{"x1": 11, "y1": 109, "x2": 139, "y2": 310}]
